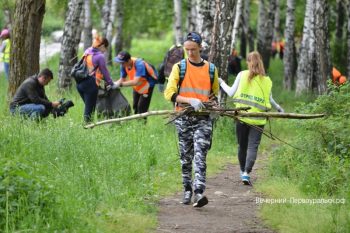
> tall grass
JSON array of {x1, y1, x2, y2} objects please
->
[{"x1": 0, "y1": 38, "x2": 235, "y2": 232}]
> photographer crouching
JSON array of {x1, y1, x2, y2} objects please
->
[{"x1": 10, "y1": 68, "x2": 73, "y2": 120}]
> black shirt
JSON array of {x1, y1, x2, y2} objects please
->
[{"x1": 10, "y1": 75, "x2": 52, "y2": 110}]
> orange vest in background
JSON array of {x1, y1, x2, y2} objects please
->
[
  {"x1": 332, "y1": 67, "x2": 347, "y2": 85},
  {"x1": 125, "y1": 58, "x2": 150, "y2": 94}
]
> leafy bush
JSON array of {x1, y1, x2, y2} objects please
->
[
  {"x1": 270, "y1": 82, "x2": 350, "y2": 196},
  {"x1": 0, "y1": 157, "x2": 57, "y2": 231}
]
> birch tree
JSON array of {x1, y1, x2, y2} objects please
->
[
  {"x1": 105, "y1": 0, "x2": 117, "y2": 63},
  {"x1": 272, "y1": 0, "x2": 280, "y2": 43},
  {"x1": 83, "y1": 0, "x2": 92, "y2": 50},
  {"x1": 240, "y1": 0, "x2": 252, "y2": 58},
  {"x1": 209, "y1": 0, "x2": 236, "y2": 105},
  {"x1": 230, "y1": 0, "x2": 243, "y2": 51},
  {"x1": 195, "y1": 0, "x2": 215, "y2": 46},
  {"x1": 296, "y1": 0, "x2": 330, "y2": 94},
  {"x1": 9, "y1": 0, "x2": 45, "y2": 97},
  {"x1": 173, "y1": 0, "x2": 182, "y2": 44},
  {"x1": 283, "y1": 0, "x2": 296, "y2": 90},
  {"x1": 114, "y1": 0, "x2": 123, "y2": 54},
  {"x1": 186, "y1": 0, "x2": 197, "y2": 32},
  {"x1": 333, "y1": 0, "x2": 346, "y2": 70},
  {"x1": 58, "y1": 0, "x2": 84, "y2": 90},
  {"x1": 257, "y1": 0, "x2": 276, "y2": 71}
]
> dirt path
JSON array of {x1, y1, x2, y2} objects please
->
[{"x1": 156, "y1": 162, "x2": 274, "y2": 233}]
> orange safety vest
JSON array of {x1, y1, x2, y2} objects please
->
[
  {"x1": 125, "y1": 57, "x2": 153, "y2": 94},
  {"x1": 176, "y1": 59, "x2": 212, "y2": 111},
  {"x1": 332, "y1": 67, "x2": 341, "y2": 82},
  {"x1": 86, "y1": 54, "x2": 103, "y2": 86}
]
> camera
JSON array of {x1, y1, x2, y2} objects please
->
[{"x1": 52, "y1": 98, "x2": 74, "y2": 118}]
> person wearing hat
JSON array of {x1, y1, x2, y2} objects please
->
[
  {"x1": 0, "y1": 28, "x2": 10, "y2": 80},
  {"x1": 164, "y1": 32, "x2": 219, "y2": 208},
  {"x1": 77, "y1": 36, "x2": 118, "y2": 123},
  {"x1": 9, "y1": 68, "x2": 61, "y2": 120},
  {"x1": 113, "y1": 51, "x2": 157, "y2": 115}
]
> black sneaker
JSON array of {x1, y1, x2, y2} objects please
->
[
  {"x1": 182, "y1": 191, "x2": 192, "y2": 205},
  {"x1": 193, "y1": 193, "x2": 208, "y2": 208}
]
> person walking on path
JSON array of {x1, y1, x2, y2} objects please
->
[
  {"x1": 9, "y1": 68, "x2": 60, "y2": 120},
  {"x1": 219, "y1": 51, "x2": 284, "y2": 185},
  {"x1": 76, "y1": 36, "x2": 118, "y2": 123},
  {"x1": 164, "y1": 32, "x2": 219, "y2": 207},
  {"x1": 0, "y1": 28, "x2": 11, "y2": 80},
  {"x1": 113, "y1": 51, "x2": 157, "y2": 115}
]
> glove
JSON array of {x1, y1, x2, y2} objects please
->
[
  {"x1": 277, "y1": 106, "x2": 284, "y2": 113},
  {"x1": 189, "y1": 98, "x2": 204, "y2": 111},
  {"x1": 111, "y1": 81, "x2": 120, "y2": 89},
  {"x1": 218, "y1": 78, "x2": 224, "y2": 85}
]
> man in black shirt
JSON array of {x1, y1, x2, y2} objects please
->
[{"x1": 10, "y1": 68, "x2": 60, "y2": 119}]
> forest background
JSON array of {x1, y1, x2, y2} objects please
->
[{"x1": 0, "y1": 0, "x2": 349, "y2": 232}]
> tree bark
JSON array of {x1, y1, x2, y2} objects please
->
[
  {"x1": 173, "y1": 0, "x2": 182, "y2": 44},
  {"x1": 186, "y1": 0, "x2": 197, "y2": 32},
  {"x1": 114, "y1": 0, "x2": 123, "y2": 54},
  {"x1": 195, "y1": 0, "x2": 215, "y2": 45},
  {"x1": 209, "y1": 0, "x2": 236, "y2": 106},
  {"x1": 333, "y1": 0, "x2": 346, "y2": 70},
  {"x1": 283, "y1": 0, "x2": 296, "y2": 90},
  {"x1": 83, "y1": 0, "x2": 92, "y2": 50},
  {"x1": 104, "y1": 0, "x2": 117, "y2": 63},
  {"x1": 240, "y1": 0, "x2": 250, "y2": 58},
  {"x1": 58, "y1": 0, "x2": 84, "y2": 90},
  {"x1": 8, "y1": 0, "x2": 45, "y2": 98},
  {"x1": 296, "y1": 0, "x2": 330, "y2": 95},
  {"x1": 272, "y1": 0, "x2": 280, "y2": 42},
  {"x1": 257, "y1": 0, "x2": 276, "y2": 71},
  {"x1": 230, "y1": 0, "x2": 243, "y2": 51}
]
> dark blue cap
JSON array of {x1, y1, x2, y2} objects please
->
[
  {"x1": 185, "y1": 32, "x2": 202, "y2": 45},
  {"x1": 114, "y1": 51, "x2": 131, "y2": 63}
]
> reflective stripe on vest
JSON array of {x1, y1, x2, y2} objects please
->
[
  {"x1": 176, "y1": 59, "x2": 212, "y2": 110},
  {"x1": 233, "y1": 70, "x2": 272, "y2": 125},
  {"x1": 125, "y1": 58, "x2": 151, "y2": 94},
  {"x1": 3, "y1": 39, "x2": 10, "y2": 63}
]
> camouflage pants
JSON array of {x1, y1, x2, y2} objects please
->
[{"x1": 174, "y1": 115, "x2": 213, "y2": 194}]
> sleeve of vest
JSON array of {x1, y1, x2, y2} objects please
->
[{"x1": 164, "y1": 63, "x2": 181, "y2": 102}]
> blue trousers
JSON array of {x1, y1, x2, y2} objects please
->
[
  {"x1": 77, "y1": 77, "x2": 98, "y2": 123},
  {"x1": 10, "y1": 103, "x2": 49, "y2": 120}
]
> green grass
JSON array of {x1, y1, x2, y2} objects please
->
[{"x1": 0, "y1": 38, "x2": 235, "y2": 232}]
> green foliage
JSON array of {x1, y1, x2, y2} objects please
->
[{"x1": 0, "y1": 157, "x2": 57, "y2": 231}]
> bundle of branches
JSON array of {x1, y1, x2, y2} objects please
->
[{"x1": 84, "y1": 100, "x2": 325, "y2": 129}]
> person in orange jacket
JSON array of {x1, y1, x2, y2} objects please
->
[{"x1": 332, "y1": 67, "x2": 347, "y2": 86}]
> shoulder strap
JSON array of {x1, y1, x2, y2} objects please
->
[
  {"x1": 178, "y1": 59, "x2": 215, "y2": 87},
  {"x1": 178, "y1": 59, "x2": 187, "y2": 88},
  {"x1": 209, "y1": 62, "x2": 215, "y2": 85}
]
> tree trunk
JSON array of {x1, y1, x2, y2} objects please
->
[
  {"x1": 240, "y1": 0, "x2": 250, "y2": 58},
  {"x1": 83, "y1": 0, "x2": 92, "y2": 50},
  {"x1": 105, "y1": 0, "x2": 117, "y2": 64},
  {"x1": 230, "y1": 0, "x2": 243, "y2": 51},
  {"x1": 186, "y1": 0, "x2": 197, "y2": 32},
  {"x1": 296, "y1": 0, "x2": 330, "y2": 95},
  {"x1": 272, "y1": 0, "x2": 280, "y2": 42},
  {"x1": 173, "y1": 0, "x2": 182, "y2": 45},
  {"x1": 257, "y1": 0, "x2": 276, "y2": 71},
  {"x1": 114, "y1": 0, "x2": 123, "y2": 54},
  {"x1": 314, "y1": 0, "x2": 330, "y2": 94},
  {"x1": 209, "y1": 0, "x2": 236, "y2": 106},
  {"x1": 283, "y1": 0, "x2": 296, "y2": 90},
  {"x1": 101, "y1": 0, "x2": 110, "y2": 36},
  {"x1": 58, "y1": 0, "x2": 84, "y2": 90},
  {"x1": 195, "y1": 0, "x2": 215, "y2": 45},
  {"x1": 333, "y1": 0, "x2": 346, "y2": 70},
  {"x1": 8, "y1": 0, "x2": 45, "y2": 98}
]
